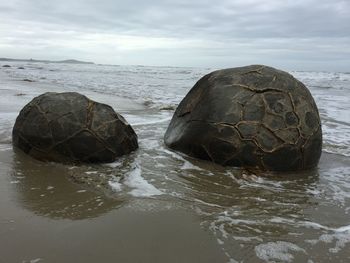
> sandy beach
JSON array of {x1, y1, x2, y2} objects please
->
[
  {"x1": 1, "y1": 62, "x2": 350, "y2": 262},
  {"x1": 0, "y1": 152, "x2": 226, "y2": 263}
]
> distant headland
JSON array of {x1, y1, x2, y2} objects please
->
[{"x1": 0, "y1": 58, "x2": 94, "y2": 65}]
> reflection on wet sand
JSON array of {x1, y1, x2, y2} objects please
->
[
  {"x1": 11, "y1": 150, "x2": 123, "y2": 220},
  {"x1": 1, "y1": 149, "x2": 227, "y2": 263}
]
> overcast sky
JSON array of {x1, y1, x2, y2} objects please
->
[{"x1": 0, "y1": 0, "x2": 349, "y2": 71}]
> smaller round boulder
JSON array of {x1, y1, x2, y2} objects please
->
[
  {"x1": 13, "y1": 92, "x2": 138, "y2": 163},
  {"x1": 164, "y1": 65, "x2": 322, "y2": 171}
]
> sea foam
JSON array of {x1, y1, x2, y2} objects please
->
[{"x1": 125, "y1": 165, "x2": 163, "y2": 197}]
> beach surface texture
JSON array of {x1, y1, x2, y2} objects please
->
[{"x1": 1, "y1": 62, "x2": 350, "y2": 262}]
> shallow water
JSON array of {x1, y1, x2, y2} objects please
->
[{"x1": 0, "y1": 62, "x2": 349, "y2": 262}]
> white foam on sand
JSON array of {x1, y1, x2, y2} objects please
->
[
  {"x1": 335, "y1": 225, "x2": 350, "y2": 233},
  {"x1": 267, "y1": 217, "x2": 350, "y2": 254},
  {"x1": 255, "y1": 241, "x2": 305, "y2": 262},
  {"x1": 104, "y1": 160, "x2": 122, "y2": 168},
  {"x1": 181, "y1": 160, "x2": 204, "y2": 171},
  {"x1": 307, "y1": 224, "x2": 350, "y2": 254},
  {"x1": 22, "y1": 258, "x2": 42, "y2": 263},
  {"x1": 124, "y1": 165, "x2": 163, "y2": 197},
  {"x1": 108, "y1": 179, "x2": 123, "y2": 192},
  {"x1": 319, "y1": 231, "x2": 350, "y2": 253},
  {"x1": 84, "y1": 171, "x2": 98, "y2": 175},
  {"x1": 209, "y1": 209, "x2": 259, "y2": 241}
]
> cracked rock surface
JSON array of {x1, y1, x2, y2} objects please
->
[
  {"x1": 164, "y1": 65, "x2": 322, "y2": 171},
  {"x1": 12, "y1": 92, "x2": 138, "y2": 163}
]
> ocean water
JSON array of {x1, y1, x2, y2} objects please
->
[{"x1": 0, "y1": 62, "x2": 349, "y2": 262}]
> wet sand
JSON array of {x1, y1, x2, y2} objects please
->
[
  {"x1": 0, "y1": 150, "x2": 227, "y2": 263},
  {"x1": 1, "y1": 148, "x2": 349, "y2": 263}
]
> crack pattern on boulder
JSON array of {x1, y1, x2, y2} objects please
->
[
  {"x1": 12, "y1": 92, "x2": 138, "y2": 163},
  {"x1": 164, "y1": 65, "x2": 322, "y2": 171}
]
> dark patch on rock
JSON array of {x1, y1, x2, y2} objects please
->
[
  {"x1": 275, "y1": 128, "x2": 300, "y2": 144},
  {"x1": 285, "y1": 111, "x2": 299, "y2": 126},
  {"x1": 305, "y1": 111, "x2": 318, "y2": 129},
  {"x1": 208, "y1": 138, "x2": 238, "y2": 163},
  {"x1": 264, "y1": 93, "x2": 285, "y2": 113},
  {"x1": 164, "y1": 65, "x2": 322, "y2": 171},
  {"x1": 256, "y1": 126, "x2": 281, "y2": 151},
  {"x1": 243, "y1": 94, "x2": 265, "y2": 121},
  {"x1": 262, "y1": 146, "x2": 302, "y2": 171},
  {"x1": 263, "y1": 113, "x2": 286, "y2": 130},
  {"x1": 12, "y1": 92, "x2": 138, "y2": 163},
  {"x1": 238, "y1": 123, "x2": 258, "y2": 139},
  {"x1": 239, "y1": 141, "x2": 261, "y2": 167},
  {"x1": 243, "y1": 103, "x2": 265, "y2": 121}
]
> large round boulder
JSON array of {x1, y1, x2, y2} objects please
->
[
  {"x1": 13, "y1": 92, "x2": 138, "y2": 163},
  {"x1": 164, "y1": 65, "x2": 322, "y2": 171}
]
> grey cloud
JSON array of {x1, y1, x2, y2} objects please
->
[
  {"x1": 1, "y1": 0, "x2": 349, "y2": 38},
  {"x1": 0, "y1": 0, "x2": 349, "y2": 71}
]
